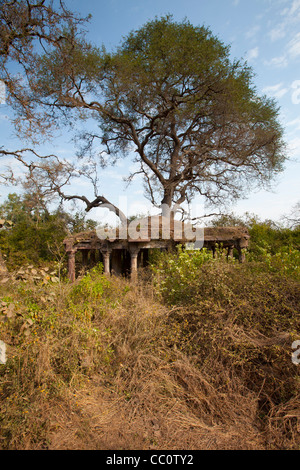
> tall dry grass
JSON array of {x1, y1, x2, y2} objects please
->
[{"x1": 0, "y1": 259, "x2": 299, "y2": 450}]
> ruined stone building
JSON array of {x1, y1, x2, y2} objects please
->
[{"x1": 63, "y1": 215, "x2": 250, "y2": 282}]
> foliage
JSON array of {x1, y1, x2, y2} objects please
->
[
  {"x1": 211, "y1": 211, "x2": 300, "y2": 250},
  {"x1": 0, "y1": 267, "x2": 120, "y2": 448},
  {"x1": 0, "y1": 193, "x2": 97, "y2": 268},
  {"x1": 0, "y1": 208, "x2": 299, "y2": 449},
  {"x1": 210, "y1": 212, "x2": 300, "y2": 279},
  {"x1": 246, "y1": 246, "x2": 300, "y2": 280},
  {"x1": 149, "y1": 244, "x2": 300, "y2": 449},
  {"x1": 1, "y1": 13, "x2": 286, "y2": 218},
  {"x1": 151, "y1": 232, "x2": 300, "y2": 306},
  {"x1": 0, "y1": 0, "x2": 89, "y2": 140},
  {"x1": 248, "y1": 221, "x2": 300, "y2": 256},
  {"x1": 86, "y1": 16, "x2": 285, "y2": 209},
  {"x1": 150, "y1": 245, "x2": 219, "y2": 304},
  {"x1": 0, "y1": 248, "x2": 299, "y2": 450}
]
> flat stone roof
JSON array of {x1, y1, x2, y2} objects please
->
[{"x1": 63, "y1": 215, "x2": 249, "y2": 251}]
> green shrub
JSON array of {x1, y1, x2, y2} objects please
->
[
  {"x1": 0, "y1": 193, "x2": 98, "y2": 269},
  {"x1": 150, "y1": 245, "x2": 234, "y2": 304},
  {"x1": 246, "y1": 246, "x2": 300, "y2": 280}
]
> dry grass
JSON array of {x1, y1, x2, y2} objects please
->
[{"x1": 0, "y1": 261, "x2": 299, "y2": 450}]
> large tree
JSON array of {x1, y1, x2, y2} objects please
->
[
  {"x1": 1, "y1": 13, "x2": 286, "y2": 220},
  {"x1": 0, "y1": 0, "x2": 89, "y2": 138}
]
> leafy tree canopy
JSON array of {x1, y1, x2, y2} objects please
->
[{"x1": 2, "y1": 13, "x2": 287, "y2": 219}]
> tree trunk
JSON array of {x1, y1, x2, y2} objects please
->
[{"x1": 161, "y1": 187, "x2": 174, "y2": 217}]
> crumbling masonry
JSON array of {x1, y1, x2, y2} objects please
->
[{"x1": 63, "y1": 216, "x2": 250, "y2": 282}]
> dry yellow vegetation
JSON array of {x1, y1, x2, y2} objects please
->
[{"x1": 0, "y1": 255, "x2": 299, "y2": 450}]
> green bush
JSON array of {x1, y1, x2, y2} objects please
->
[
  {"x1": 246, "y1": 246, "x2": 300, "y2": 280},
  {"x1": 1, "y1": 245, "x2": 300, "y2": 449},
  {"x1": 249, "y1": 222, "x2": 300, "y2": 256},
  {"x1": 150, "y1": 245, "x2": 233, "y2": 304},
  {"x1": 0, "y1": 193, "x2": 97, "y2": 269}
]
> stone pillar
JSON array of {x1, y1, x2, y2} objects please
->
[
  {"x1": 101, "y1": 249, "x2": 112, "y2": 275},
  {"x1": 67, "y1": 250, "x2": 76, "y2": 283},
  {"x1": 227, "y1": 245, "x2": 234, "y2": 259},
  {"x1": 237, "y1": 245, "x2": 246, "y2": 263},
  {"x1": 238, "y1": 237, "x2": 248, "y2": 263},
  {"x1": 129, "y1": 246, "x2": 140, "y2": 278}
]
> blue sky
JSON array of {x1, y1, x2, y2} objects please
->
[{"x1": 1, "y1": 0, "x2": 300, "y2": 223}]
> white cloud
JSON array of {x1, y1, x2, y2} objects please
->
[
  {"x1": 267, "y1": 1, "x2": 300, "y2": 44},
  {"x1": 264, "y1": 55, "x2": 288, "y2": 68},
  {"x1": 287, "y1": 32, "x2": 300, "y2": 58},
  {"x1": 246, "y1": 47, "x2": 259, "y2": 61},
  {"x1": 266, "y1": 32, "x2": 300, "y2": 68},
  {"x1": 287, "y1": 136, "x2": 300, "y2": 158},
  {"x1": 262, "y1": 83, "x2": 289, "y2": 99},
  {"x1": 268, "y1": 25, "x2": 286, "y2": 42},
  {"x1": 246, "y1": 25, "x2": 260, "y2": 40},
  {"x1": 102, "y1": 168, "x2": 125, "y2": 181},
  {"x1": 285, "y1": 0, "x2": 300, "y2": 18},
  {"x1": 287, "y1": 116, "x2": 300, "y2": 129}
]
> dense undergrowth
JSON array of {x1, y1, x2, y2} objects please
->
[{"x1": 0, "y1": 244, "x2": 299, "y2": 450}]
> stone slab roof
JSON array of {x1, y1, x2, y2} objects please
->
[{"x1": 63, "y1": 215, "x2": 249, "y2": 250}]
